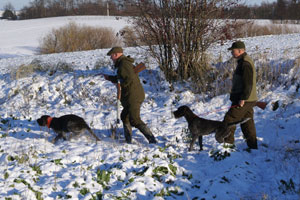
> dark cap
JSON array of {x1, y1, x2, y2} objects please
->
[
  {"x1": 107, "y1": 47, "x2": 123, "y2": 56},
  {"x1": 228, "y1": 41, "x2": 245, "y2": 50}
]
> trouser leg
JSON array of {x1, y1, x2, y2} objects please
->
[
  {"x1": 129, "y1": 102, "x2": 157, "y2": 144},
  {"x1": 121, "y1": 107, "x2": 132, "y2": 143},
  {"x1": 121, "y1": 102, "x2": 157, "y2": 144},
  {"x1": 223, "y1": 102, "x2": 257, "y2": 145},
  {"x1": 136, "y1": 124, "x2": 157, "y2": 144},
  {"x1": 123, "y1": 123, "x2": 132, "y2": 144},
  {"x1": 241, "y1": 108, "x2": 257, "y2": 149},
  {"x1": 223, "y1": 125, "x2": 236, "y2": 144}
]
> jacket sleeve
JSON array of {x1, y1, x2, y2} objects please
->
[{"x1": 241, "y1": 61, "x2": 254, "y2": 100}]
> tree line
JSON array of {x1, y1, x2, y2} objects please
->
[
  {"x1": 2, "y1": 0, "x2": 300, "y2": 21},
  {"x1": 228, "y1": 0, "x2": 300, "y2": 22},
  {"x1": 2, "y1": 0, "x2": 139, "y2": 20}
]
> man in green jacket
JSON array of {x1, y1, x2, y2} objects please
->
[
  {"x1": 105, "y1": 47, "x2": 157, "y2": 144},
  {"x1": 223, "y1": 41, "x2": 258, "y2": 149}
]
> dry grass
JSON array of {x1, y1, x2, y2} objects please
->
[
  {"x1": 39, "y1": 22, "x2": 121, "y2": 54},
  {"x1": 234, "y1": 22, "x2": 300, "y2": 38},
  {"x1": 119, "y1": 26, "x2": 142, "y2": 47},
  {"x1": 11, "y1": 59, "x2": 74, "y2": 80}
]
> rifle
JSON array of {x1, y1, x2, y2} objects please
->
[
  {"x1": 116, "y1": 80, "x2": 121, "y2": 124},
  {"x1": 256, "y1": 101, "x2": 267, "y2": 110},
  {"x1": 95, "y1": 62, "x2": 146, "y2": 77}
]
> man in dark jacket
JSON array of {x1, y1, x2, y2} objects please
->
[
  {"x1": 223, "y1": 41, "x2": 258, "y2": 149},
  {"x1": 105, "y1": 47, "x2": 157, "y2": 144}
]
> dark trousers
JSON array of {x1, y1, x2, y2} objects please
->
[
  {"x1": 120, "y1": 102, "x2": 156, "y2": 143},
  {"x1": 121, "y1": 102, "x2": 144, "y2": 128},
  {"x1": 223, "y1": 101, "x2": 257, "y2": 149}
]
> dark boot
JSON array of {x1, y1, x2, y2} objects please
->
[
  {"x1": 123, "y1": 123, "x2": 132, "y2": 144},
  {"x1": 247, "y1": 139, "x2": 258, "y2": 149},
  {"x1": 137, "y1": 124, "x2": 157, "y2": 144}
]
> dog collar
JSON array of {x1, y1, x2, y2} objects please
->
[{"x1": 47, "y1": 117, "x2": 53, "y2": 128}]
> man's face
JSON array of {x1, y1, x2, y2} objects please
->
[
  {"x1": 110, "y1": 53, "x2": 122, "y2": 63},
  {"x1": 231, "y1": 48, "x2": 244, "y2": 58}
]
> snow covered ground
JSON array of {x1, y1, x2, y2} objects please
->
[
  {"x1": 0, "y1": 16, "x2": 129, "y2": 58},
  {"x1": 0, "y1": 16, "x2": 300, "y2": 200}
]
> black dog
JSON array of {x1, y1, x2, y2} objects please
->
[
  {"x1": 37, "y1": 114, "x2": 100, "y2": 143},
  {"x1": 173, "y1": 105, "x2": 250, "y2": 151}
]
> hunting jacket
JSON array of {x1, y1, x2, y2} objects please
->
[
  {"x1": 108, "y1": 55, "x2": 145, "y2": 106},
  {"x1": 230, "y1": 53, "x2": 258, "y2": 103}
]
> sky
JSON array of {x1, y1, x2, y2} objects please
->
[{"x1": 0, "y1": 0, "x2": 277, "y2": 10}]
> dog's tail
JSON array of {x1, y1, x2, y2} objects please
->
[
  {"x1": 227, "y1": 117, "x2": 251, "y2": 127},
  {"x1": 87, "y1": 127, "x2": 101, "y2": 141}
]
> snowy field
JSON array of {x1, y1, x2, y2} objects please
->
[
  {"x1": 0, "y1": 16, "x2": 129, "y2": 58},
  {"x1": 0, "y1": 16, "x2": 300, "y2": 200}
]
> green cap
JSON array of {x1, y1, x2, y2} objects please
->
[
  {"x1": 107, "y1": 47, "x2": 123, "y2": 56},
  {"x1": 228, "y1": 41, "x2": 245, "y2": 50}
]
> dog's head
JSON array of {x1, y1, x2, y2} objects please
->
[
  {"x1": 37, "y1": 115, "x2": 51, "y2": 127},
  {"x1": 173, "y1": 105, "x2": 190, "y2": 118}
]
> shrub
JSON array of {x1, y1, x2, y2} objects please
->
[
  {"x1": 2, "y1": 9, "x2": 17, "y2": 20},
  {"x1": 39, "y1": 22, "x2": 121, "y2": 54},
  {"x1": 132, "y1": 0, "x2": 239, "y2": 83},
  {"x1": 11, "y1": 59, "x2": 74, "y2": 80},
  {"x1": 119, "y1": 26, "x2": 144, "y2": 47}
]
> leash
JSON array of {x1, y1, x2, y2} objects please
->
[{"x1": 200, "y1": 105, "x2": 238, "y2": 116}]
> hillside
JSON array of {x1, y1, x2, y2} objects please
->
[{"x1": 0, "y1": 17, "x2": 299, "y2": 200}]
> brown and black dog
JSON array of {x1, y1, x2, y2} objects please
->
[
  {"x1": 37, "y1": 114, "x2": 100, "y2": 143},
  {"x1": 173, "y1": 105, "x2": 250, "y2": 151}
]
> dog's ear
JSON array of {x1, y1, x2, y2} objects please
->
[{"x1": 37, "y1": 118, "x2": 44, "y2": 126}]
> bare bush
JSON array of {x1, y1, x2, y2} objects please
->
[
  {"x1": 39, "y1": 22, "x2": 121, "y2": 54},
  {"x1": 132, "y1": 0, "x2": 239, "y2": 93},
  {"x1": 11, "y1": 59, "x2": 74, "y2": 80},
  {"x1": 120, "y1": 26, "x2": 144, "y2": 47},
  {"x1": 12, "y1": 59, "x2": 47, "y2": 80}
]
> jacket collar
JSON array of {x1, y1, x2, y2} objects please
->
[
  {"x1": 115, "y1": 55, "x2": 126, "y2": 68},
  {"x1": 237, "y1": 52, "x2": 247, "y2": 60}
]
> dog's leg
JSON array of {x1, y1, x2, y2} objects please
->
[
  {"x1": 198, "y1": 136, "x2": 203, "y2": 151},
  {"x1": 62, "y1": 133, "x2": 67, "y2": 141},
  {"x1": 52, "y1": 135, "x2": 61, "y2": 144},
  {"x1": 189, "y1": 134, "x2": 198, "y2": 151},
  {"x1": 52, "y1": 132, "x2": 64, "y2": 144}
]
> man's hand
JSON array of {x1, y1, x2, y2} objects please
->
[{"x1": 239, "y1": 100, "x2": 245, "y2": 107}]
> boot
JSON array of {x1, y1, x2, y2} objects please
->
[
  {"x1": 137, "y1": 124, "x2": 157, "y2": 144},
  {"x1": 123, "y1": 123, "x2": 132, "y2": 144},
  {"x1": 246, "y1": 139, "x2": 258, "y2": 149}
]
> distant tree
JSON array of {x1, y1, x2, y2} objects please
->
[
  {"x1": 287, "y1": 0, "x2": 300, "y2": 22},
  {"x1": 274, "y1": 0, "x2": 287, "y2": 21},
  {"x1": 254, "y1": 2, "x2": 275, "y2": 19},
  {"x1": 2, "y1": 3, "x2": 17, "y2": 20}
]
